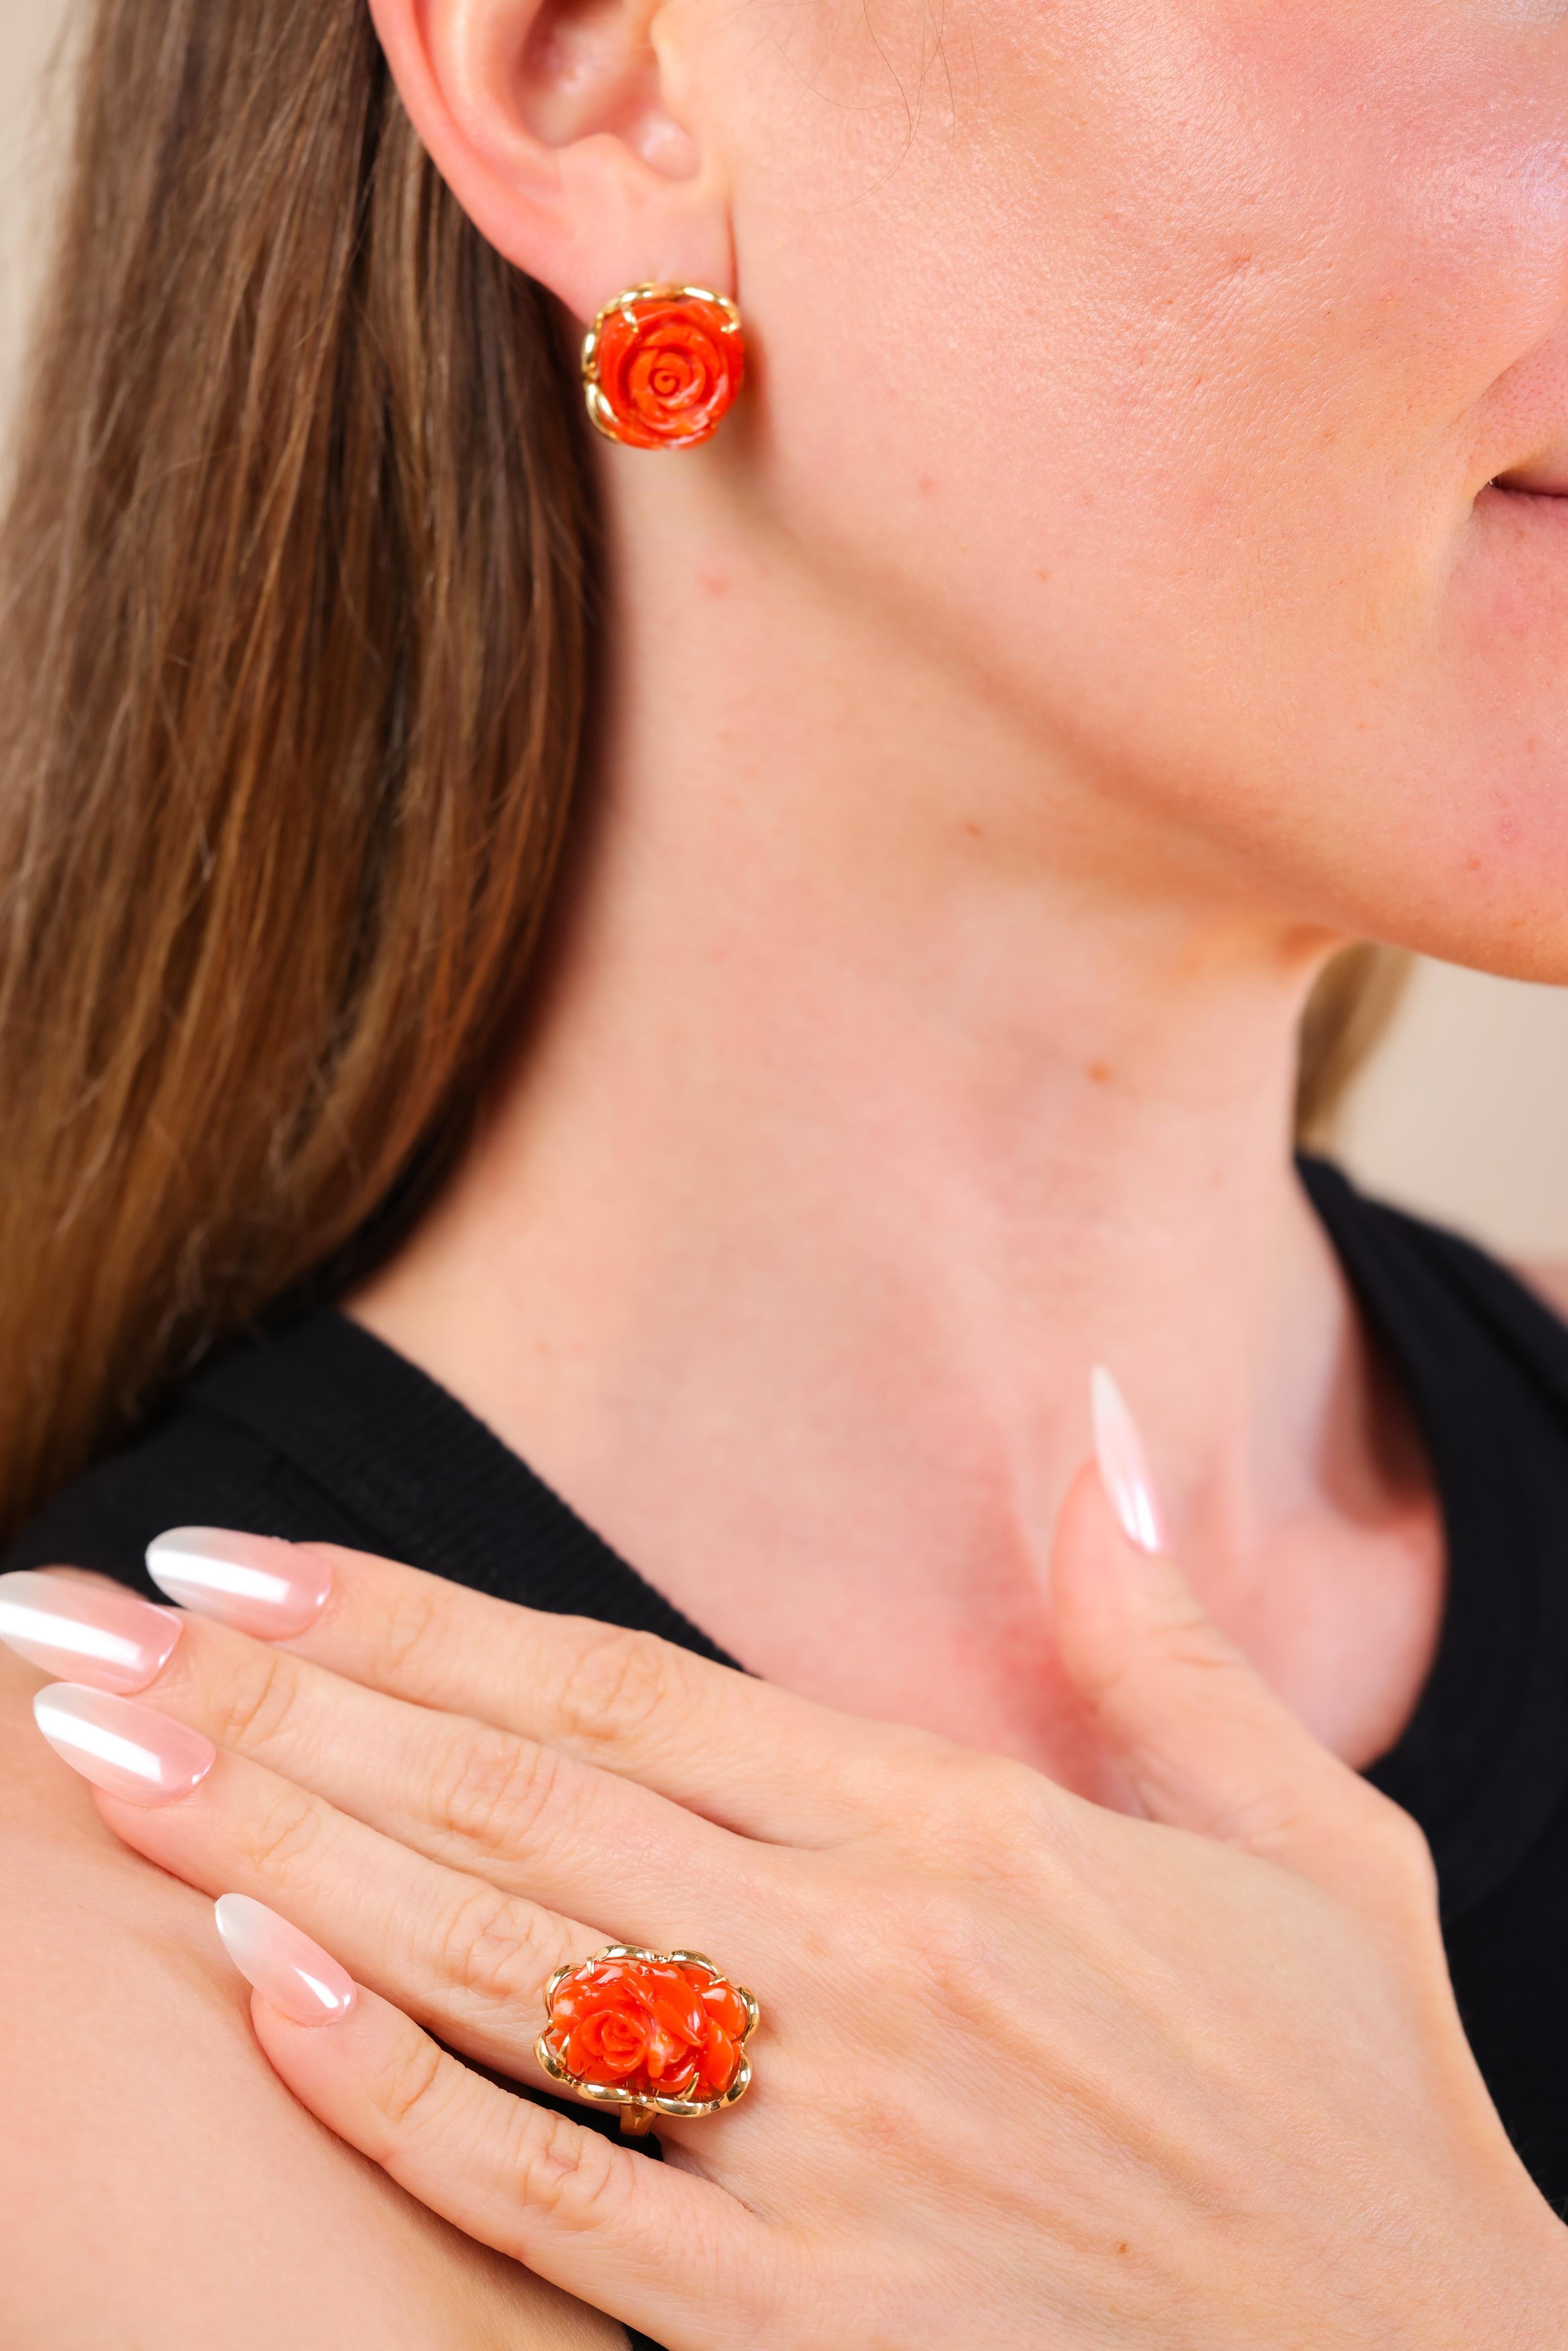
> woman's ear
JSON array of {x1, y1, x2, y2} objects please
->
[{"x1": 367, "y1": 0, "x2": 732, "y2": 323}]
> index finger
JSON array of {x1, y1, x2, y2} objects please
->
[{"x1": 145, "y1": 1528, "x2": 915, "y2": 1844}]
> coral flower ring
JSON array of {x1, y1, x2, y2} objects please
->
[
  {"x1": 582, "y1": 287, "x2": 745, "y2": 451},
  {"x1": 537, "y1": 1944, "x2": 760, "y2": 2134}
]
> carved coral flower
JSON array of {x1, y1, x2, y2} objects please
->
[
  {"x1": 583, "y1": 289, "x2": 745, "y2": 451},
  {"x1": 538, "y1": 1946, "x2": 758, "y2": 2121}
]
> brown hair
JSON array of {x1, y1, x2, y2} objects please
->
[
  {"x1": 0, "y1": 0, "x2": 1406, "y2": 1542},
  {"x1": 1296, "y1": 944, "x2": 1412, "y2": 1151},
  {"x1": 0, "y1": 0, "x2": 595, "y2": 1539}
]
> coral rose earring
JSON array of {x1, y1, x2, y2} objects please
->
[{"x1": 581, "y1": 285, "x2": 745, "y2": 451}]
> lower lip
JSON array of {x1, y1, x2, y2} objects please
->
[
  {"x1": 1485, "y1": 485, "x2": 1568, "y2": 514},
  {"x1": 1473, "y1": 485, "x2": 1568, "y2": 553},
  {"x1": 1464, "y1": 486, "x2": 1568, "y2": 631}
]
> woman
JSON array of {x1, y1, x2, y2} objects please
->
[{"x1": 3, "y1": 0, "x2": 1568, "y2": 2339}]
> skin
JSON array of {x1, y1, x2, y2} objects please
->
[
  {"x1": 0, "y1": 1649, "x2": 619, "y2": 2351},
  {"x1": 355, "y1": 0, "x2": 1568, "y2": 1771},
  {"x1": 8, "y1": 0, "x2": 1568, "y2": 2340},
  {"x1": 14, "y1": 1504, "x2": 1568, "y2": 2345}
]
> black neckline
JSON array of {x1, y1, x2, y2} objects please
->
[
  {"x1": 187, "y1": 1159, "x2": 1568, "y2": 1926},
  {"x1": 193, "y1": 1310, "x2": 739, "y2": 1667},
  {"x1": 1302, "y1": 1160, "x2": 1568, "y2": 1916}
]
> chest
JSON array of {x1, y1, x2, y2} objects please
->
[{"x1": 649, "y1": 1489, "x2": 1447, "y2": 1787}]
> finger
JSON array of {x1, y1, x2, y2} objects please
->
[
  {"x1": 224, "y1": 1913, "x2": 768, "y2": 2351},
  {"x1": 143, "y1": 1529, "x2": 910, "y2": 1842},
  {"x1": 38, "y1": 1683, "x2": 613, "y2": 2094},
  {"x1": 1049, "y1": 1455, "x2": 1434, "y2": 1916},
  {"x1": 61, "y1": 1589, "x2": 761, "y2": 1935}
]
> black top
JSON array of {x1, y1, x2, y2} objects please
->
[{"x1": 10, "y1": 1155, "x2": 1568, "y2": 2332}]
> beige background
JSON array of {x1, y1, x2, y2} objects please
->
[{"x1": 7, "y1": 0, "x2": 1568, "y2": 1263}]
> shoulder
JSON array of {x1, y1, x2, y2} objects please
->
[
  {"x1": 0, "y1": 1317, "x2": 619, "y2": 2344},
  {"x1": 0, "y1": 1643, "x2": 614, "y2": 2347},
  {"x1": 2, "y1": 1335, "x2": 390, "y2": 1597},
  {"x1": 2, "y1": 1400, "x2": 291, "y2": 1593}
]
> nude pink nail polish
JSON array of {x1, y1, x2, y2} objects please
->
[
  {"x1": 145, "y1": 1527, "x2": 332, "y2": 1638},
  {"x1": 0, "y1": 1570, "x2": 183, "y2": 1693},
  {"x1": 1090, "y1": 1366, "x2": 1166, "y2": 1555},
  {"x1": 214, "y1": 1894, "x2": 356, "y2": 2025},
  {"x1": 33, "y1": 1682, "x2": 215, "y2": 1804}
]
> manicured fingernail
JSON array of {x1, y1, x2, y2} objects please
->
[
  {"x1": 214, "y1": 1894, "x2": 356, "y2": 2025},
  {"x1": 1090, "y1": 1367, "x2": 1165, "y2": 1555},
  {"x1": 33, "y1": 1682, "x2": 215, "y2": 1804},
  {"x1": 146, "y1": 1528, "x2": 332, "y2": 1638},
  {"x1": 0, "y1": 1570, "x2": 182, "y2": 1694}
]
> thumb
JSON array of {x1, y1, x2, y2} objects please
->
[{"x1": 1050, "y1": 1370, "x2": 1432, "y2": 1915}]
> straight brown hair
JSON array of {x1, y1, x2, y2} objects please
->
[
  {"x1": 0, "y1": 0, "x2": 595, "y2": 1538},
  {"x1": 0, "y1": 0, "x2": 1405, "y2": 1542}
]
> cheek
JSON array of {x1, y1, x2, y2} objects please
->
[
  {"x1": 754, "y1": 3, "x2": 1565, "y2": 535},
  {"x1": 729, "y1": 0, "x2": 1568, "y2": 953}
]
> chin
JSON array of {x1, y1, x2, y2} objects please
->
[
  {"x1": 1253, "y1": 726, "x2": 1568, "y2": 987},
  {"x1": 1370, "y1": 833, "x2": 1568, "y2": 988}
]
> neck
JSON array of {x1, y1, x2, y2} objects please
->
[{"x1": 353, "y1": 471, "x2": 1438, "y2": 1775}]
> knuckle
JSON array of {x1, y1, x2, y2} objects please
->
[
  {"x1": 433, "y1": 1878, "x2": 559, "y2": 2018},
  {"x1": 1359, "y1": 1791, "x2": 1438, "y2": 1904},
  {"x1": 205, "y1": 1647, "x2": 301, "y2": 1757},
  {"x1": 1216, "y1": 1786, "x2": 1324, "y2": 1861},
  {"x1": 881, "y1": 1884, "x2": 1003, "y2": 2023},
  {"x1": 429, "y1": 1724, "x2": 575, "y2": 1860},
  {"x1": 969, "y1": 1754, "x2": 1063, "y2": 1849},
  {"x1": 376, "y1": 1574, "x2": 452, "y2": 1684},
  {"x1": 372, "y1": 2030, "x2": 450, "y2": 2135},
  {"x1": 513, "y1": 2105, "x2": 630, "y2": 2232},
  {"x1": 1146, "y1": 1602, "x2": 1240, "y2": 1682},
  {"x1": 806, "y1": 1865, "x2": 999, "y2": 2033},
  {"x1": 900, "y1": 1749, "x2": 1063, "y2": 1874},
  {"x1": 551, "y1": 1626, "x2": 680, "y2": 1755},
  {"x1": 242, "y1": 1778, "x2": 325, "y2": 1880}
]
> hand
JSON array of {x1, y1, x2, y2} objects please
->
[{"x1": 11, "y1": 1464, "x2": 1567, "y2": 2348}]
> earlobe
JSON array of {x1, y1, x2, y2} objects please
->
[{"x1": 367, "y1": 0, "x2": 733, "y2": 323}]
